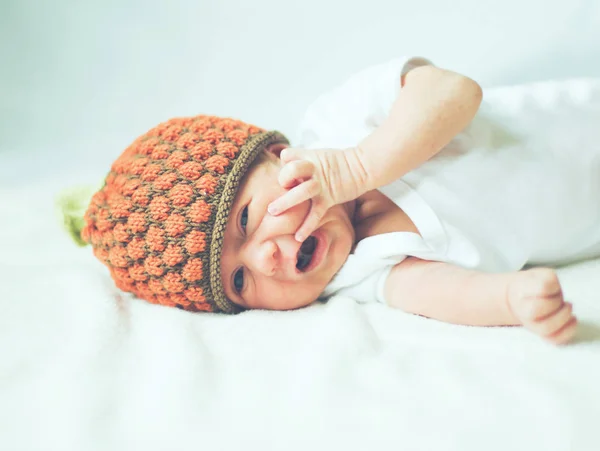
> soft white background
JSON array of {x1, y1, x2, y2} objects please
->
[
  {"x1": 1, "y1": 0, "x2": 600, "y2": 187},
  {"x1": 2, "y1": 2, "x2": 600, "y2": 451}
]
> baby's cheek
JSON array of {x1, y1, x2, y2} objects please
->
[
  {"x1": 255, "y1": 279, "x2": 315, "y2": 311},
  {"x1": 285, "y1": 199, "x2": 311, "y2": 223},
  {"x1": 266, "y1": 183, "x2": 288, "y2": 204},
  {"x1": 280, "y1": 283, "x2": 321, "y2": 310},
  {"x1": 259, "y1": 197, "x2": 310, "y2": 233}
]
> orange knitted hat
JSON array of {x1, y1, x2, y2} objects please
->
[{"x1": 81, "y1": 115, "x2": 289, "y2": 313}]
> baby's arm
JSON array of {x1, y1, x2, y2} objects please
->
[
  {"x1": 385, "y1": 257, "x2": 578, "y2": 344},
  {"x1": 268, "y1": 65, "x2": 483, "y2": 241},
  {"x1": 355, "y1": 65, "x2": 483, "y2": 193}
]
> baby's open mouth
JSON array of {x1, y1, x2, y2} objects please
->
[{"x1": 296, "y1": 236, "x2": 317, "y2": 271}]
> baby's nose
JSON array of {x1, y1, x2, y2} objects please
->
[{"x1": 243, "y1": 238, "x2": 279, "y2": 277}]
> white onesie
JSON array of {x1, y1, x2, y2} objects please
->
[{"x1": 295, "y1": 56, "x2": 600, "y2": 305}]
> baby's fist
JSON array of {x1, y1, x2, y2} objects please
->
[{"x1": 507, "y1": 268, "x2": 577, "y2": 345}]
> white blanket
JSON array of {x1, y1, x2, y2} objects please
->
[{"x1": 1, "y1": 177, "x2": 600, "y2": 451}]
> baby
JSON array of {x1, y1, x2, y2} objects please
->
[{"x1": 76, "y1": 56, "x2": 600, "y2": 345}]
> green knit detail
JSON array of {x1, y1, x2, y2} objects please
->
[{"x1": 55, "y1": 184, "x2": 99, "y2": 247}]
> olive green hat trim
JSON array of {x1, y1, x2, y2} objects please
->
[{"x1": 209, "y1": 131, "x2": 289, "y2": 313}]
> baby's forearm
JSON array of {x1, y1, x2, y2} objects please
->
[
  {"x1": 351, "y1": 66, "x2": 483, "y2": 194},
  {"x1": 385, "y1": 258, "x2": 521, "y2": 327}
]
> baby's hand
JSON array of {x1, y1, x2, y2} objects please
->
[
  {"x1": 507, "y1": 268, "x2": 578, "y2": 345},
  {"x1": 267, "y1": 147, "x2": 365, "y2": 242}
]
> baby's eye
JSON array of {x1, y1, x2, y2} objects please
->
[
  {"x1": 234, "y1": 267, "x2": 244, "y2": 294},
  {"x1": 240, "y1": 206, "x2": 249, "y2": 232}
]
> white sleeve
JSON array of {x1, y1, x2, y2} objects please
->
[
  {"x1": 322, "y1": 263, "x2": 397, "y2": 305},
  {"x1": 296, "y1": 56, "x2": 433, "y2": 149}
]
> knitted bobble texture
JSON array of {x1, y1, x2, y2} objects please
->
[{"x1": 81, "y1": 115, "x2": 288, "y2": 313}]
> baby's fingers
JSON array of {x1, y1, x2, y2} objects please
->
[
  {"x1": 279, "y1": 147, "x2": 302, "y2": 164},
  {"x1": 295, "y1": 202, "x2": 328, "y2": 242},
  {"x1": 529, "y1": 302, "x2": 574, "y2": 338},
  {"x1": 277, "y1": 160, "x2": 314, "y2": 189},
  {"x1": 547, "y1": 316, "x2": 578, "y2": 345},
  {"x1": 268, "y1": 179, "x2": 320, "y2": 216}
]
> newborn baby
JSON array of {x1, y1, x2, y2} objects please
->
[{"x1": 77, "y1": 56, "x2": 600, "y2": 345}]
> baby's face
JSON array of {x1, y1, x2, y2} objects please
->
[{"x1": 220, "y1": 145, "x2": 355, "y2": 311}]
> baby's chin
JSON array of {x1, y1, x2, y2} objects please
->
[
  {"x1": 328, "y1": 239, "x2": 352, "y2": 280},
  {"x1": 251, "y1": 283, "x2": 328, "y2": 311},
  {"x1": 262, "y1": 242, "x2": 350, "y2": 311},
  {"x1": 275, "y1": 297, "x2": 320, "y2": 311}
]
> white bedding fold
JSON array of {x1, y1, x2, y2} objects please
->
[{"x1": 1, "y1": 182, "x2": 599, "y2": 451}]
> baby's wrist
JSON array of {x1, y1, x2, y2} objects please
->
[
  {"x1": 504, "y1": 272, "x2": 525, "y2": 326},
  {"x1": 342, "y1": 145, "x2": 374, "y2": 198}
]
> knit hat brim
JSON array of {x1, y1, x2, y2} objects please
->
[{"x1": 209, "y1": 131, "x2": 289, "y2": 313}]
